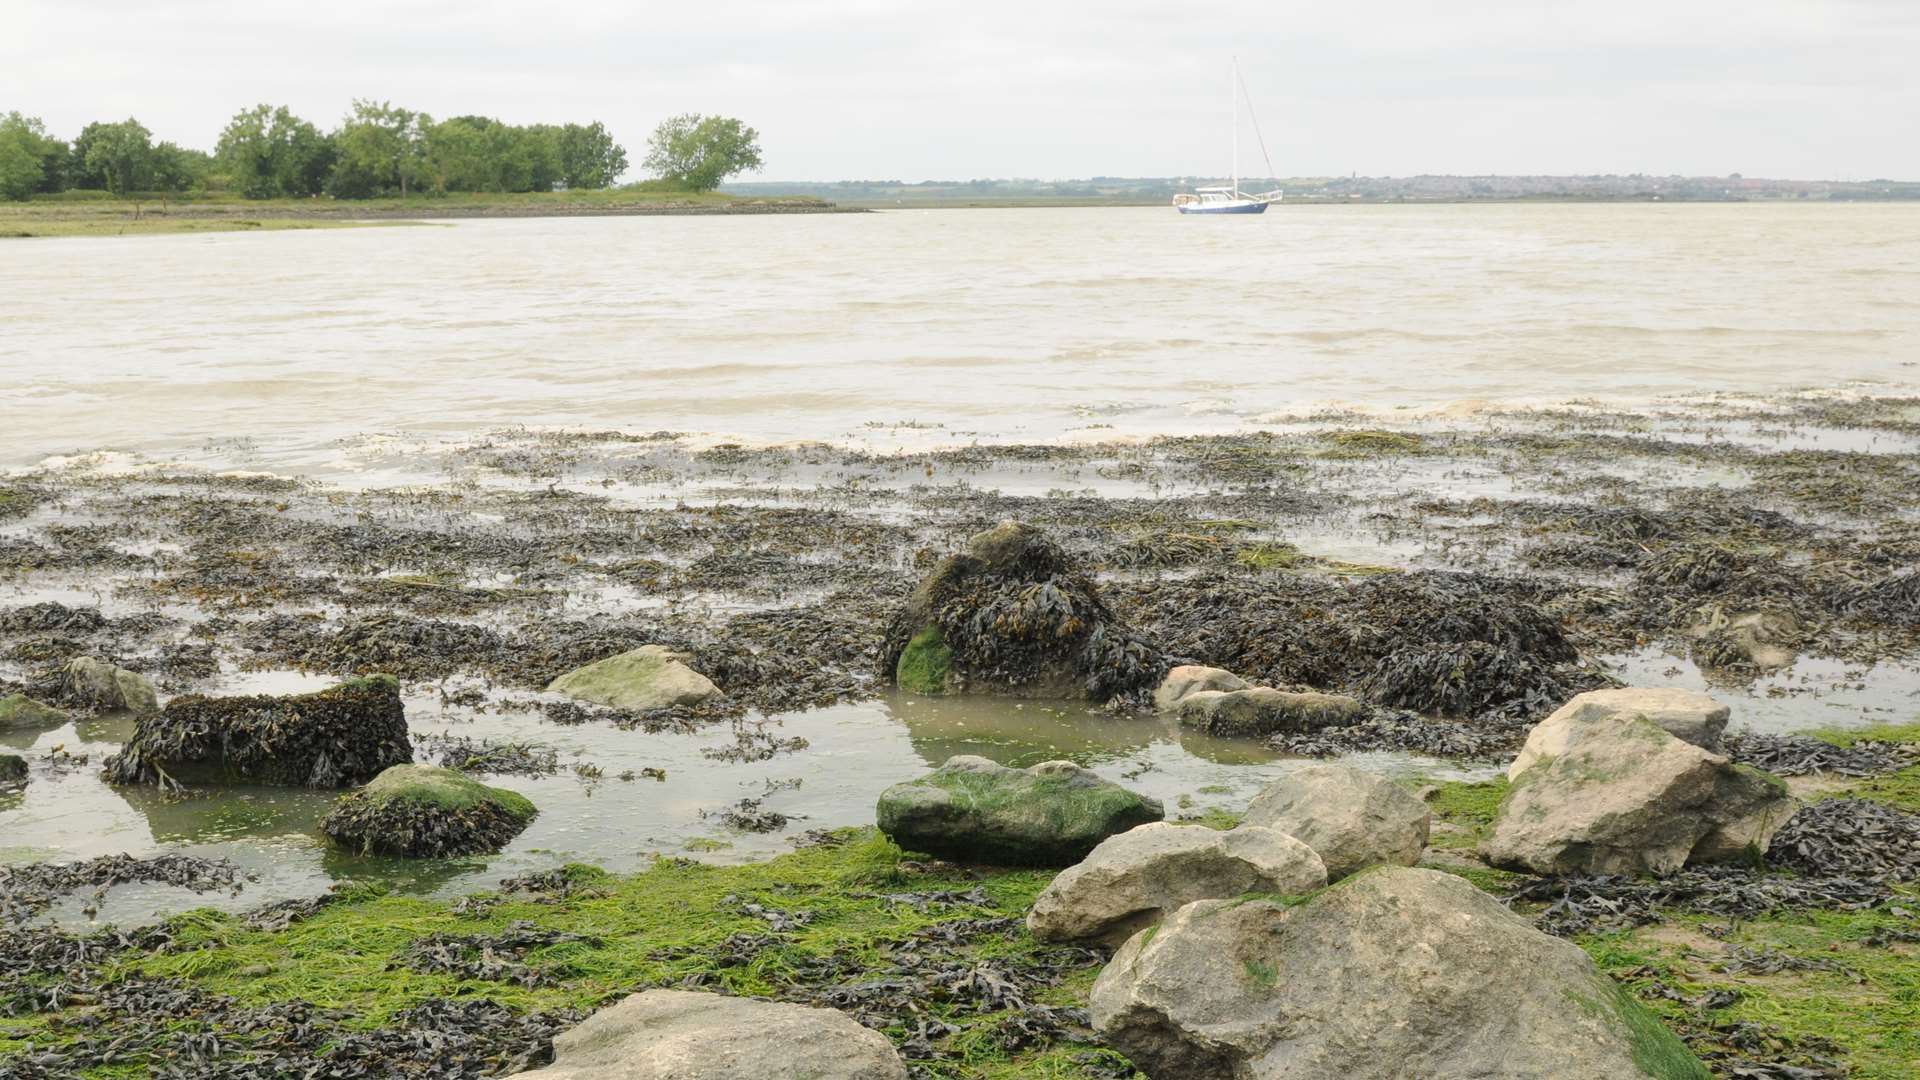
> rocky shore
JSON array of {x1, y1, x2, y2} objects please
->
[{"x1": 2, "y1": 393, "x2": 1919, "y2": 1077}]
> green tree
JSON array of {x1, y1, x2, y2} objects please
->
[
  {"x1": 217, "y1": 104, "x2": 336, "y2": 198},
  {"x1": 66, "y1": 122, "x2": 111, "y2": 189},
  {"x1": 82, "y1": 118, "x2": 153, "y2": 196},
  {"x1": 330, "y1": 100, "x2": 427, "y2": 198},
  {"x1": 0, "y1": 112, "x2": 53, "y2": 200},
  {"x1": 547, "y1": 121, "x2": 627, "y2": 189},
  {"x1": 422, "y1": 116, "x2": 558, "y2": 194},
  {"x1": 642, "y1": 114, "x2": 762, "y2": 191},
  {"x1": 2, "y1": 114, "x2": 71, "y2": 194},
  {"x1": 148, "y1": 141, "x2": 208, "y2": 196}
]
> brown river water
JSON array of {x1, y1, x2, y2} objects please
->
[
  {"x1": 3, "y1": 202, "x2": 1918, "y2": 922},
  {"x1": 3, "y1": 202, "x2": 1917, "y2": 474}
]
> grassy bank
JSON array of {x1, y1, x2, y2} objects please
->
[
  {"x1": 0, "y1": 189, "x2": 849, "y2": 239},
  {"x1": 5, "y1": 726, "x2": 1915, "y2": 1078}
]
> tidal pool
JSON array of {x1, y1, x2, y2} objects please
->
[{"x1": 0, "y1": 678, "x2": 1496, "y2": 927}]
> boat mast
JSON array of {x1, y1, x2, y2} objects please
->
[{"x1": 1230, "y1": 56, "x2": 1239, "y2": 197}]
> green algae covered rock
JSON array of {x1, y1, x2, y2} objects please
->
[
  {"x1": 877, "y1": 755, "x2": 1162, "y2": 866},
  {"x1": 0, "y1": 693, "x2": 66, "y2": 730},
  {"x1": 322, "y1": 764, "x2": 536, "y2": 857},
  {"x1": 102, "y1": 675, "x2": 412, "y2": 789},
  {"x1": 546, "y1": 644, "x2": 722, "y2": 711},
  {"x1": 0, "y1": 753, "x2": 26, "y2": 786},
  {"x1": 894, "y1": 627, "x2": 953, "y2": 695}
]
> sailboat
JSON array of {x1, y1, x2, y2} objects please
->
[{"x1": 1173, "y1": 57, "x2": 1283, "y2": 215}]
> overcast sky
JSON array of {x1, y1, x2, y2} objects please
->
[{"x1": 7, "y1": 1, "x2": 1916, "y2": 182}]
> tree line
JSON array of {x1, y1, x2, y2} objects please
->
[{"x1": 0, "y1": 103, "x2": 763, "y2": 201}]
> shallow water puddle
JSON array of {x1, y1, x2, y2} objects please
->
[
  {"x1": 0, "y1": 682, "x2": 1493, "y2": 926},
  {"x1": 1605, "y1": 647, "x2": 1920, "y2": 733}
]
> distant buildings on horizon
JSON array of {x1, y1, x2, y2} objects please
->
[{"x1": 725, "y1": 174, "x2": 1920, "y2": 203}]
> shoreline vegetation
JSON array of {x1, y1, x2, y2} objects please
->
[
  {"x1": 0, "y1": 191, "x2": 853, "y2": 238},
  {"x1": 3, "y1": 393, "x2": 1920, "y2": 1076},
  {"x1": 1, "y1": 104, "x2": 781, "y2": 238}
]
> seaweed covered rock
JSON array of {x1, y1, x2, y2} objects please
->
[
  {"x1": 1090, "y1": 867, "x2": 1707, "y2": 1079},
  {"x1": 1152, "y1": 664, "x2": 1247, "y2": 711},
  {"x1": 58, "y1": 657, "x2": 159, "y2": 714},
  {"x1": 1027, "y1": 823, "x2": 1325, "y2": 947},
  {"x1": 1176, "y1": 687, "x2": 1364, "y2": 738},
  {"x1": 545, "y1": 644, "x2": 722, "y2": 711},
  {"x1": 1118, "y1": 569, "x2": 1591, "y2": 719},
  {"x1": 1509, "y1": 687, "x2": 1730, "y2": 780},
  {"x1": 880, "y1": 521, "x2": 1165, "y2": 702},
  {"x1": 1242, "y1": 763, "x2": 1430, "y2": 880},
  {"x1": 1483, "y1": 715, "x2": 1795, "y2": 877},
  {"x1": 0, "y1": 753, "x2": 26, "y2": 786},
  {"x1": 322, "y1": 764, "x2": 536, "y2": 857},
  {"x1": 102, "y1": 675, "x2": 412, "y2": 788},
  {"x1": 876, "y1": 755, "x2": 1162, "y2": 866},
  {"x1": 0, "y1": 693, "x2": 66, "y2": 730},
  {"x1": 521, "y1": 989, "x2": 907, "y2": 1080}
]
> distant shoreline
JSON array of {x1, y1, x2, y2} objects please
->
[
  {"x1": 838, "y1": 194, "x2": 1920, "y2": 209},
  {"x1": 0, "y1": 192, "x2": 858, "y2": 239}
]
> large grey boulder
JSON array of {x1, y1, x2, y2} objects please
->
[
  {"x1": 1152, "y1": 665, "x2": 1247, "y2": 712},
  {"x1": 0, "y1": 693, "x2": 66, "y2": 730},
  {"x1": 1027, "y1": 823, "x2": 1326, "y2": 947},
  {"x1": 58, "y1": 657, "x2": 158, "y2": 713},
  {"x1": 1242, "y1": 764, "x2": 1430, "y2": 880},
  {"x1": 546, "y1": 645, "x2": 722, "y2": 711},
  {"x1": 876, "y1": 755, "x2": 1162, "y2": 867},
  {"x1": 1176, "y1": 688, "x2": 1364, "y2": 738},
  {"x1": 1484, "y1": 715, "x2": 1794, "y2": 877},
  {"x1": 520, "y1": 989, "x2": 908, "y2": 1080},
  {"x1": 1091, "y1": 867, "x2": 1708, "y2": 1080},
  {"x1": 1509, "y1": 687, "x2": 1730, "y2": 780}
]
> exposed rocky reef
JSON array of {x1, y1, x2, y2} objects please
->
[
  {"x1": 880, "y1": 520, "x2": 1165, "y2": 703},
  {"x1": 102, "y1": 675, "x2": 412, "y2": 789}
]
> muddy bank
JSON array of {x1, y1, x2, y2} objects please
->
[{"x1": 3, "y1": 393, "x2": 1920, "y2": 920}]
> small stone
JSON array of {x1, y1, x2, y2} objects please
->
[
  {"x1": 520, "y1": 989, "x2": 908, "y2": 1080},
  {"x1": 1028, "y1": 823, "x2": 1326, "y2": 947},
  {"x1": 546, "y1": 645, "x2": 722, "y2": 711},
  {"x1": 1176, "y1": 687, "x2": 1364, "y2": 737},
  {"x1": 876, "y1": 755, "x2": 1162, "y2": 867},
  {"x1": 1152, "y1": 665, "x2": 1248, "y2": 712},
  {"x1": 1242, "y1": 763, "x2": 1430, "y2": 880}
]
